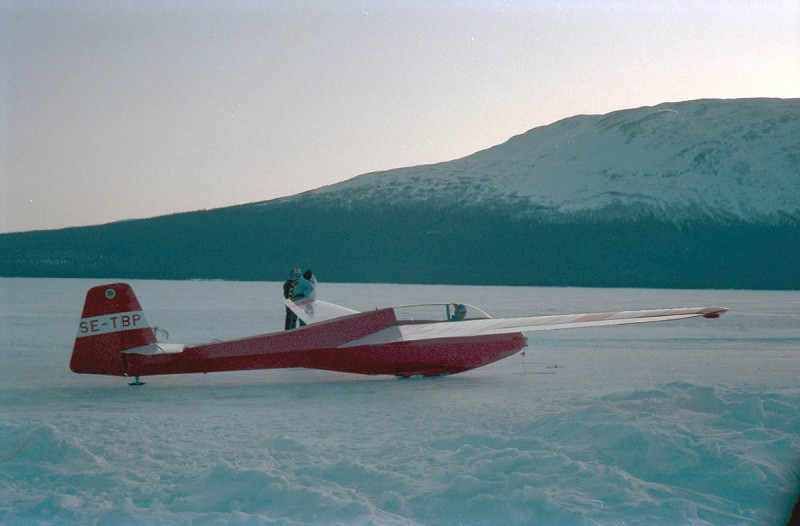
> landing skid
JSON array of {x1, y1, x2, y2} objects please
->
[
  {"x1": 128, "y1": 376, "x2": 146, "y2": 386},
  {"x1": 396, "y1": 373, "x2": 450, "y2": 379}
]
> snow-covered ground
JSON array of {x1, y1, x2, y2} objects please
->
[{"x1": 1, "y1": 278, "x2": 798, "y2": 525}]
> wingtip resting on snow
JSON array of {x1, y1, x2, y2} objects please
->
[{"x1": 701, "y1": 307, "x2": 727, "y2": 318}]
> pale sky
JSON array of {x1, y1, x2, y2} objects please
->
[{"x1": 2, "y1": 0, "x2": 799, "y2": 233}]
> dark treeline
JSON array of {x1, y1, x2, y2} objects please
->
[{"x1": 1, "y1": 199, "x2": 798, "y2": 289}]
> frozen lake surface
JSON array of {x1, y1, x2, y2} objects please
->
[{"x1": 1, "y1": 278, "x2": 798, "y2": 525}]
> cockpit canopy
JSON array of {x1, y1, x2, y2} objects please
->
[{"x1": 392, "y1": 303, "x2": 491, "y2": 323}]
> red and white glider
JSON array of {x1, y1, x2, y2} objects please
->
[{"x1": 70, "y1": 283, "x2": 727, "y2": 385}]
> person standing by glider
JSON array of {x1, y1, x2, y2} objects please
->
[
  {"x1": 290, "y1": 270, "x2": 316, "y2": 327},
  {"x1": 291, "y1": 270, "x2": 315, "y2": 303},
  {"x1": 302, "y1": 270, "x2": 317, "y2": 300},
  {"x1": 283, "y1": 267, "x2": 301, "y2": 330}
]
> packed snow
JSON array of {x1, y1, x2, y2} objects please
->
[
  {"x1": 1, "y1": 278, "x2": 798, "y2": 525},
  {"x1": 304, "y1": 99, "x2": 800, "y2": 223}
]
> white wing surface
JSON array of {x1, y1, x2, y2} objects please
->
[
  {"x1": 285, "y1": 298, "x2": 360, "y2": 325},
  {"x1": 339, "y1": 306, "x2": 727, "y2": 347}
]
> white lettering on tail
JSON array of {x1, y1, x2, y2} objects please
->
[{"x1": 77, "y1": 311, "x2": 148, "y2": 337}]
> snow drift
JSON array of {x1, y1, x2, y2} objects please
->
[{"x1": 1, "y1": 278, "x2": 798, "y2": 524}]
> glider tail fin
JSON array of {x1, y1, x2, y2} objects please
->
[{"x1": 70, "y1": 283, "x2": 156, "y2": 376}]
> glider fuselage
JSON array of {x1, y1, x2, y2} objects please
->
[
  {"x1": 70, "y1": 285, "x2": 526, "y2": 380},
  {"x1": 129, "y1": 309, "x2": 526, "y2": 378}
]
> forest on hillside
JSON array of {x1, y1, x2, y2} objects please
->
[{"x1": 2, "y1": 200, "x2": 798, "y2": 290}]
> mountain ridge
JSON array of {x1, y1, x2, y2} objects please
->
[
  {"x1": 294, "y1": 98, "x2": 800, "y2": 224},
  {"x1": 2, "y1": 98, "x2": 799, "y2": 289}
]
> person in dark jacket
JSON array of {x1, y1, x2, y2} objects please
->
[{"x1": 283, "y1": 267, "x2": 301, "y2": 330}]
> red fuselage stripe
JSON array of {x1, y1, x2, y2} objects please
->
[{"x1": 123, "y1": 309, "x2": 526, "y2": 378}]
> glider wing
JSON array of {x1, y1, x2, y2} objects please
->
[{"x1": 340, "y1": 306, "x2": 727, "y2": 347}]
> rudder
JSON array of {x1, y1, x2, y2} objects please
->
[{"x1": 70, "y1": 283, "x2": 156, "y2": 376}]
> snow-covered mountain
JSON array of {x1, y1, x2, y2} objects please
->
[
  {"x1": 2, "y1": 98, "x2": 799, "y2": 288},
  {"x1": 298, "y1": 98, "x2": 800, "y2": 224}
]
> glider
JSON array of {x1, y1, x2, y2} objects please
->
[{"x1": 70, "y1": 283, "x2": 727, "y2": 385}]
